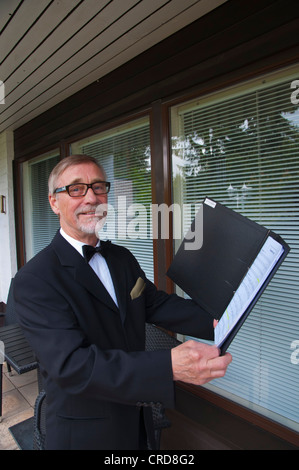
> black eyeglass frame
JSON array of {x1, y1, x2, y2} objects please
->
[{"x1": 54, "y1": 181, "x2": 111, "y2": 197}]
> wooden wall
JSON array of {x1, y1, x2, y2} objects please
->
[{"x1": 14, "y1": 0, "x2": 299, "y2": 162}]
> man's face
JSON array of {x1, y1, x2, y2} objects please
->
[{"x1": 49, "y1": 162, "x2": 108, "y2": 244}]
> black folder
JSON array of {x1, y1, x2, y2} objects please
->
[{"x1": 167, "y1": 197, "x2": 290, "y2": 353}]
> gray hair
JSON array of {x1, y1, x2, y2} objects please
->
[{"x1": 48, "y1": 155, "x2": 107, "y2": 195}]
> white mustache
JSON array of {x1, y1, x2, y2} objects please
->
[
  {"x1": 75, "y1": 204, "x2": 108, "y2": 218},
  {"x1": 75, "y1": 205, "x2": 98, "y2": 216}
]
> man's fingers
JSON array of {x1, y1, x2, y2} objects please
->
[
  {"x1": 171, "y1": 340, "x2": 232, "y2": 385},
  {"x1": 208, "y1": 351, "x2": 233, "y2": 368},
  {"x1": 207, "y1": 352, "x2": 233, "y2": 378}
]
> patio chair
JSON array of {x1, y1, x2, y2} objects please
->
[
  {"x1": 33, "y1": 323, "x2": 180, "y2": 450},
  {"x1": 33, "y1": 389, "x2": 46, "y2": 450},
  {"x1": 145, "y1": 323, "x2": 180, "y2": 448},
  {"x1": 0, "y1": 278, "x2": 38, "y2": 421}
]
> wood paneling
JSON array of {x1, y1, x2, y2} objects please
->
[
  {"x1": 0, "y1": 0, "x2": 226, "y2": 133},
  {"x1": 168, "y1": 386, "x2": 299, "y2": 450},
  {"x1": 13, "y1": 0, "x2": 299, "y2": 161}
]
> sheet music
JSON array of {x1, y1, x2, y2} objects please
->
[{"x1": 215, "y1": 235, "x2": 284, "y2": 348}]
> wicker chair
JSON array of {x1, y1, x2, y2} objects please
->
[
  {"x1": 33, "y1": 323, "x2": 180, "y2": 450},
  {"x1": 33, "y1": 389, "x2": 47, "y2": 450},
  {"x1": 0, "y1": 279, "x2": 38, "y2": 421}
]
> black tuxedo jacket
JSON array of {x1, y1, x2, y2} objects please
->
[{"x1": 14, "y1": 231, "x2": 213, "y2": 450}]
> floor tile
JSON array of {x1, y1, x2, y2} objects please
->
[
  {"x1": 19, "y1": 381, "x2": 38, "y2": 407},
  {"x1": 1, "y1": 363, "x2": 38, "y2": 450},
  {"x1": 2, "y1": 389, "x2": 30, "y2": 419},
  {"x1": 0, "y1": 409, "x2": 34, "y2": 450},
  {"x1": 2, "y1": 373, "x2": 15, "y2": 393},
  {"x1": 6, "y1": 369, "x2": 37, "y2": 388}
]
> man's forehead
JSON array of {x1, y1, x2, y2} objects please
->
[{"x1": 58, "y1": 162, "x2": 105, "y2": 183}]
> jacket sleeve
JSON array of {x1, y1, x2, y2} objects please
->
[{"x1": 144, "y1": 278, "x2": 215, "y2": 341}]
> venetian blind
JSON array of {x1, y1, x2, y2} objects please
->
[
  {"x1": 71, "y1": 117, "x2": 154, "y2": 282},
  {"x1": 28, "y1": 153, "x2": 60, "y2": 258},
  {"x1": 171, "y1": 74, "x2": 299, "y2": 431}
]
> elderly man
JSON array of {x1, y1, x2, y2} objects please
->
[{"x1": 14, "y1": 154, "x2": 231, "y2": 450}]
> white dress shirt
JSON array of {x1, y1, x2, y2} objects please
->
[{"x1": 60, "y1": 229, "x2": 118, "y2": 307}]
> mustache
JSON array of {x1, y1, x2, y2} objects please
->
[
  {"x1": 75, "y1": 205, "x2": 98, "y2": 216},
  {"x1": 75, "y1": 204, "x2": 108, "y2": 217}
]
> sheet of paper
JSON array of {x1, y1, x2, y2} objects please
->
[{"x1": 215, "y1": 235, "x2": 284, "y2": 348}]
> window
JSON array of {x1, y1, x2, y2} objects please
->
[
  {"x1": 71, "y1": 116, "x2": 154, "y2": 281},
  {"x1": 23, "y1": 150, "x2": 60, "y2": 260},
  {"x1": 170, "y1": 67, "x2": 299, "y2": 432}
]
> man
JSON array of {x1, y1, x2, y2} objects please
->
[{"x1": 14, "y1": 154, "x2": 232, "y2": 450}]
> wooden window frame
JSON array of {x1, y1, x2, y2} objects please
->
[{"x1": 160, "y1": 75, "x2": 299, "y2": 448}]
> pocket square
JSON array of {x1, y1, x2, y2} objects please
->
[{"x1": 130, "y1": 277, "x2": 146, "y2": 300}]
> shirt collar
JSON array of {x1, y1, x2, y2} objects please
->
[{"x1": 60, "y1": 228, "x2": 100, "y2": 257}]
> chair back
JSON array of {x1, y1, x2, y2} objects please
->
[
  {"x1": 33, "y1": 390, "x2": 47, "y2": 450},
  {"x1": 145, "y1": 323, "x2": 181, "y2": 351}
]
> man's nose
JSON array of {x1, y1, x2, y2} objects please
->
[
  {"x1": 83, "y1": 186, "x2": 98, "y2": 202},
  {"x1": 84, "y1": 187, "x2": 107, "y2": 203}
]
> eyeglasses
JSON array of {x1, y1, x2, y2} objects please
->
[{"x1": 54, "y1": 181, "x2": 111, "y2": 197}]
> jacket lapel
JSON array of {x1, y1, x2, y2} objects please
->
[
  {"x1": 104, "y1": 247, "x2": 128, "y2": 323},
  {"x1": 74, "y1": 266, "x2": 119, "y2": 314},
  {"x1": 51, "y1": 231, "x2": 119, "y2": 314}
]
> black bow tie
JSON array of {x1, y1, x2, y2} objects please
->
[{"x1": 82, "y1": 241, "x2": 111, "y2": 263}]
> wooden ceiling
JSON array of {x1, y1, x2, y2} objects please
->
[{"x1": 0, "y1": 0, "x2": 227, "y2": 133}]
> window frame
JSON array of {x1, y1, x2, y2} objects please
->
[{"x1": 163, "y1": 64, "x2": 299, "y2": 446}]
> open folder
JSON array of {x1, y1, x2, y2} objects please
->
[{"x1": 167, "y1": 197, "x2": 290, "y2": 354}]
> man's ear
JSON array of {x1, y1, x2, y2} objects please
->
[{"x1": 49, "y1": 194, "x2": 60, "y2": 215}]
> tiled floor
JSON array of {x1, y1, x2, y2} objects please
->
[{"x1": 0, "y1": 363, "x2": 38, "y2": 450}]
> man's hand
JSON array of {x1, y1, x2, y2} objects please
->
[{"x1": 171, "y1": 340, "x2": 232, "y2": 386}]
